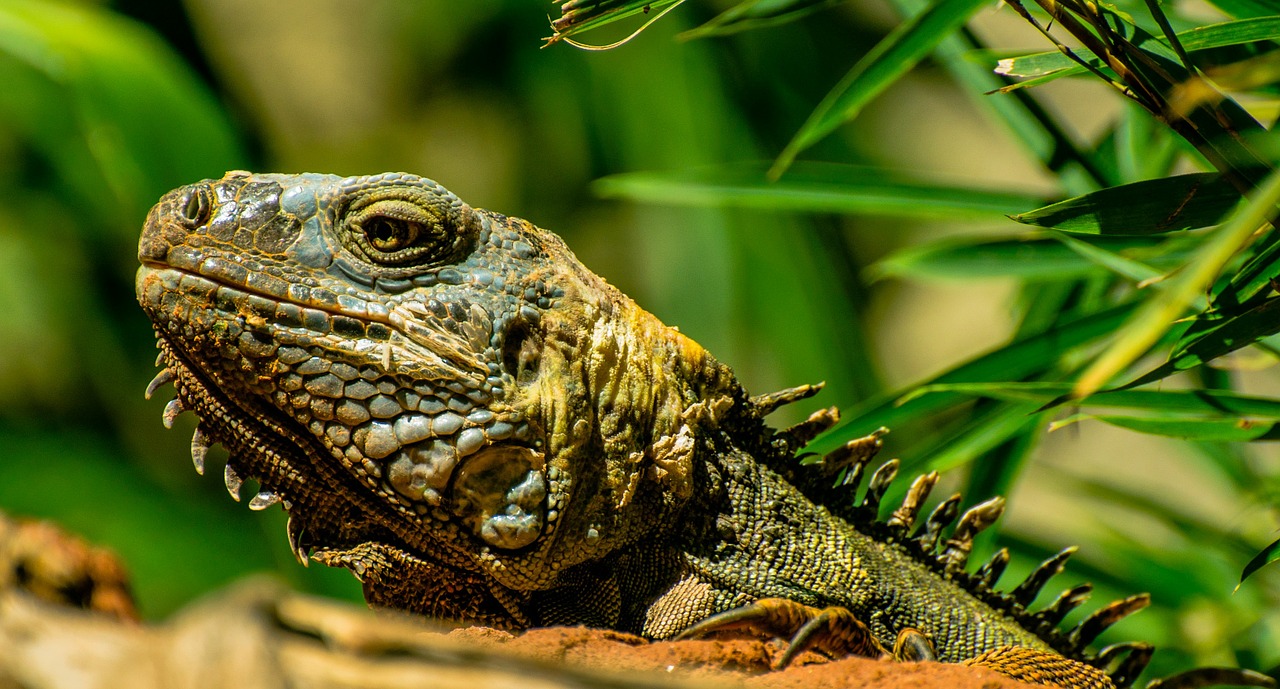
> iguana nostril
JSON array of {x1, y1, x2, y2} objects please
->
[{"x1": 180, "y1": 186, "x2": 211, "y2": 227}]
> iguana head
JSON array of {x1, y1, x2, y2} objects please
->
[{"x1": 136, "y1": 171, "x2": 739, "y2": 622}]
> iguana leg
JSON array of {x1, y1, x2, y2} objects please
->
[{"x1": 675, "y1": 598, "x2": 889, "y2": 669}]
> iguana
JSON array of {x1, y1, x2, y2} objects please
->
[{"x1": 135, "y1": 171, "x2": 1268, "y2": 689}]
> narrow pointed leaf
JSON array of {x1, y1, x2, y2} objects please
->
[
  {"x1": 1222, "y1": 235, "x2": 1280, "y2": 307},
  {"x1": 914, "y1": 402, "x2": 1045, "y2": 474},
  {"x1": 548, "y1": 0, "x2": 684, "y2": 41},
  {"x1": 1048, "y1": 231, "x2": 1162, "y2": 283},
  {"x1": 805, "y1": 302, "x2": 1138, "y2": 455},
  {"x1": 772, "y1": 0, "x2": 990, "y2": 175},
  {"x1": 1073, "y1": 168, "x2": 1280, "y2": 397},
  {"x1": 1092, "y1": 414, "x2": 1279, "y2": 441},
  {"x1": 993, "y1": 17, "x2": 1280, "y2": 79},
  {"x1": 906, "y1": 382, "x2": 1280, "y2": 419},
  {"x1": 1125, "y1": 298, "x2": 1280, "y2": 388},
  {"x1": 1239, "y1": 537, "x2": 1280, "y2": 589},
  {"x1": 869, "y1": 235, "x2": 1184, "y2": 281},
  {"x1": 1010, "y1": 174, "x2": 1240, "y2": 235},
  {"x1": 680, "y1": 0, "x2": 844, "y2": 39},
  {"x1": 1207, "y1": 0, "x2": 1280, "y2": 19},
  {"x1": 594, "y1": 162, "x2": 1042, "y2": 219}
]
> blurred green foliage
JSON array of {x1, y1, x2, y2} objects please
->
[{"x1": 1, "y1": 0, "x2": 1279, "y2": 683}]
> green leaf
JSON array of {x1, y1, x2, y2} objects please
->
[
  {"x1": 806, "y1": 302, "x2": 1138, "y2": 455},
  {"x1": 772, "y1": 0, "x2": 990, "y2": 176},
  {"x1": 1206, "y1": 0, "x2": 1280, "y2": 20},
  {"x1": 913, "y1": 402, "x2": 1045, "y2": 474},
  {"x1": 1126, "y1": 298, "x2": 1280, "y2": 387},
  {"x1": 1222, "y1": 234, "x2": 1280, "y2": 307},
  {"x1": 594, "y1": 162, "x2": 1043, "y2": 220},
  {"x1": 992, "y1": 16, "x2": 1280, "y2": 81},
  {"x1": 1010, "y1": 173, "x2": 1240, "y2": 235},
  {"x1": 906, "y1": 381, "x2": 1280, "y2": 418},
  {"x1": 869, "y1": 235, "x2": 1183, "y2": 281},
  {"x1": 1239, "y1": 537, "x2": 1280, "y2": 589},
  {"x1": 680, "y1": 0, "x2": 844, "y2": 40},
  {"x1": 1091, "y1": 414, "x2": 1279, "y2": 441},
  {"x1": 1048, "y1": 231, "x2": 1163, "y2": 283},
  {"x1": 1073, "y1": 167, "x2": 1280, "y2": 397}
]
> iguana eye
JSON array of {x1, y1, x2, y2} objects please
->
[
  {"x1": 344, "y1": 198, "x2": 445, "y2": 266},
  {"x1": 337, "y1": 184, "x2": 479, "y2": 272},
  {"x1": 362, "y1": 216, "x2": 421, "y2": 253}
]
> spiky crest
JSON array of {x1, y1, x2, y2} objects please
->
[{"x1": 770, "y1": 423, "x2": 1155, "y2": 687}]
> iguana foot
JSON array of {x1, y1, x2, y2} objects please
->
[
  {"x1": 893, "y1": 626, "x2": 936, "y2": 661},
  {"x1": 674, "y1": 598, "x2": 889, "y2": 669}
]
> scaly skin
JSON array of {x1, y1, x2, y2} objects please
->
[{"x1": 136, "y1": 171, "x2": 1132, "y2": 679}]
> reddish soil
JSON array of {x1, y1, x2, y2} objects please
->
[{"x1": 450, "y1": 625, "x2": 1043, "y2": 689}]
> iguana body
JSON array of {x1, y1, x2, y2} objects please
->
[{"x1": 137, "y1": 172, "x2": 1150, "y2": 687}]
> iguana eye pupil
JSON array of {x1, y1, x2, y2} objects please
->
[{"x1": 364, "y1": 217, "x2": 418, "y2": 252}]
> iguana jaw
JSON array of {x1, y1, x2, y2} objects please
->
[{"x1": 144, "y1": 322, "x2": 531, "y2": 627}]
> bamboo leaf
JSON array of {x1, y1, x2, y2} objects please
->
[
  {"x1": 1205, "y1": 0, "x2": 1280, "y2": 21},
  {"x1": 906, "y1": 381, "x2": 1280, "y2": 418},
  {"x1": 1091, "y1": 414, "x2": 1279, "y2": 441},
  {"x1": 869, "y1": 235, "x2": 1184, "y2": 281},
  {"x1": 806, "y1": 302, "x2": 1138, "y2": 455},
  {"x1": 772, "y1": 0, "x2": 990, "y2": 176},
  {"x1": 1222, "y1": 235, "x2": 1280, "y2": 307},
  {"x1": 1010, "y1": 173, "x2": 1240, "y2": 235},
  {"x1": 1239, "y1": 537, "x2": 1280, "y2": 589},
  {"x1": 1048, "y1": 231, "x2": 1163, "y2": 283},
  {"x1": 594, "y1": 162, "x2": 1043, "y2": 219},
  {"x1": 1125, "y1": 298, "x2": 1280, "y2": 387},
  {"x1": 914, "y1": 402, "x2": 1045, "y2": 474},
  {"x1": 1072, "y1": 168, "x2": 1280, "y2": 397},
  {"x1": 680, "y1": 0, "x2": 844, "y2": 40},
  {"x1": 992, "y1": 16, "x2": 1280, "y2": 81}
]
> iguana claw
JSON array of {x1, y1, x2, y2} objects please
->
[{"x1": 675, "y1": 598, "x2": 888, "y2": 669}]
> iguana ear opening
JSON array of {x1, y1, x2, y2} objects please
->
[{"x1": 501, "y1": 316, "x2": 542, "y2": 386}]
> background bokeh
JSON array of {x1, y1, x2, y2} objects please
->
[{"x1": 0, "y1": 0, "x2": 1277, "y2": 681}]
